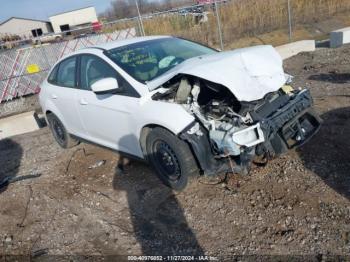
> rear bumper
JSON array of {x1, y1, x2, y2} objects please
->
[{"x1": 260, "y1": 89, "x2": 321, "y2": 155}]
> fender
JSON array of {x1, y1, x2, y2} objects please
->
[
  {"x1": 43, "y1": 99, "x2": 72, "y2": 133},
  {"x1": 136, "y1": 100, "x2": 195, "y2": 159},
  {"x1": 136, "y1": 100, "x2": 195, "y2": 136}
]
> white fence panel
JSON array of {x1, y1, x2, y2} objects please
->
[{"x1": 0, "y1": 28, "x2": 136, "y2": 103}]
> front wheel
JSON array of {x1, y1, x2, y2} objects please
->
[{"x1": 146, "y1": 127, "x2": 199, "y2": 191}]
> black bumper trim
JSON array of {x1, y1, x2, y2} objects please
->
[{"x1": 260, "y1": 90, "x2": 321, "y2": 155}]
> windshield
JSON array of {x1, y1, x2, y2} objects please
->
[{"x1": 105, "y1": 37, "x2": 217, "y2": 83}]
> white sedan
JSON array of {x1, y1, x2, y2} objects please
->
[{"x1": 39, "y1": 36, "x2": 321, "y2": 190}]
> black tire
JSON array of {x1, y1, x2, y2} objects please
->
[
  {"x1": 146, "y1": 127, "x2": 199, "y2": 191},
  {"x1": 47, "y1": 113, "x2": 79, "y2": 149}
]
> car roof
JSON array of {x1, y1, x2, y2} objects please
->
[
  {"x1": 56, "y1": 36, "x2": 176, "y2": 66},
  {"x1": 89, "y1": 35, "x2": 172, "y2": 51}
]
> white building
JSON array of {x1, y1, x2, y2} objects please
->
[
  {"x1": 0, "y1": 17, "x2": 52, "y2": 38},
  {"x1": 49, "y1": 6, "x2": 98, "y2": 34}
]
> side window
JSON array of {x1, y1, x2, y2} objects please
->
[
  {"x1": 48, "y1": 64, "x2": 59, "y2": 84},
  {"x1": 80, "y1": 55, "x2": 117, "y2": 90},
  {"x1": 56, "y1": 56, "x2": 76, "y2": 88},
  {"x1": 79, "y1": 55, "x2": 140, "y2": 97}
]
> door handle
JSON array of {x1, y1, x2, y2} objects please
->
[
  {"x1": 79, "y1": 99, "x2": 88, "y2": 105},
  {"x1": 51, "y1": 94, "x2": 58, "y2": 99}
]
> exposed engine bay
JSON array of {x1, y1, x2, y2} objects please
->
[{"x1": 152, "y1": 75, "x2": 321, "y2": 176}]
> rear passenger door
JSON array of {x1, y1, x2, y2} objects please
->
[{"x1": 46, "y1": 56, "x2": 85, "y2": 136}]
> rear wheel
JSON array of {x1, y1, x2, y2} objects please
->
[
  {"x1": 47, "y1": 113, "x2": 79, "y2": 149},
  {"x1": 146, "y1": 127, "x2": 199, "y2": 191}
]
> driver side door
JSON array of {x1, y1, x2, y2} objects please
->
[{"x1": 76, "y1": 54, "x2": 142, "y2": 156}]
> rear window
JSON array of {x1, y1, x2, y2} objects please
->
[
  {"x1": 48, "y1": 64, "x2": 58, "y2": 84},
  {"x1": 56, "y1": 57, "x2": 76, "y2": 88}
]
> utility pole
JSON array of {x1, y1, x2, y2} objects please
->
[
  {"x1": 135, "y1": 0, "x2": 145, "y2": 36},
  {"x1": 214, "y1": 1, "x2": 224, "y2": 50},
  {"x1": 287, "y1": 0, "x2": 292, "y2": 42}
]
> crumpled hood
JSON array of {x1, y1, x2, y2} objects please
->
[{"x1": 147, "y1": 45, "x2": 287, "y2": 102}]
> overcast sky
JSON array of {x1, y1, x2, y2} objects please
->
[{"x1": 0, "y1": 0, "x2": 115, "y2": 22}]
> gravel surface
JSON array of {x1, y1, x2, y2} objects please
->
[{"x1": 0, "y1": 45, "x2": 349, "y2": 260}]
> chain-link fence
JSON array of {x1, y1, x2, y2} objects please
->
[
  {"x1": 0, "y1": 23, "x2": 138, "y2": 103},
  {"x1": 138, "y1": 0, "x2": 350, "y2": 50},
  {"x1": 1, "y1": 0, "x2": 350, "y2": 104}
]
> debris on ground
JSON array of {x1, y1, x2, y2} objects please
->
[
  {"x1": 88, "y1": 160, "x2": 106, "y2": 170},
  {"x1": 0, "y1": 173, "x2": 41, "y2": 190}
]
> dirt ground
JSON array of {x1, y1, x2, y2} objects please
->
[{"x1": 0, "y1": 44, "x2": 350, "y2": 260}]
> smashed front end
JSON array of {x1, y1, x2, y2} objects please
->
[{"x1": 150, "y1": 46, "x2": 321, "y2": 176}]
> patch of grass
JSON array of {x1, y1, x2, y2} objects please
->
[{"x1": 142, "y1": 0, "x2": 350, "y2": 48}]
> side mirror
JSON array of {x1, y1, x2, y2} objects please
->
[{"x1": 91, "y1": 78, "x2": 119, "y2": 94}]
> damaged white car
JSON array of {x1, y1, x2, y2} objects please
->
[{"x1": 39, "y1": 36, "x2": 321, "y2": 190}]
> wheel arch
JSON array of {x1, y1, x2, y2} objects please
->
[
  {"x1": 136, "y1": 101, "x2": 195, "y2": 157},
  {"x1": 43, "y1": 101, "x2": 69, "y2": 132},
  {"x1": 139, "y1": 124, "x2": 177, "y2": 161}
]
